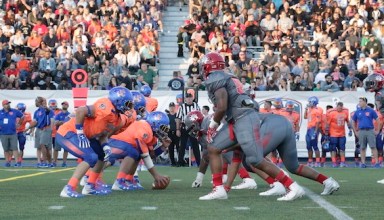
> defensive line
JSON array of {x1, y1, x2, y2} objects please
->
[
  {"x1": 303, "y1": 187, "x2": 353, "y2": 220},
  {"x1": 0, "y1": 168, "x2": 75, "y2": 183}
]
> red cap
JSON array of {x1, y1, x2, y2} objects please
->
[
  {"x1": 2, "y1": 100, "x2": 11, "y2": 105},
  {"x1": 297, "y1": 57, "x2": 303, "y2": 63},
  {"x1": 61, "y1": 101, "x2": 69, "y2": 105}
]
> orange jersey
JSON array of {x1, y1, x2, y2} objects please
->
[
  {"x1": 260, "y1": 108, "x2": 273, "y2": 113},
  {"x1": 51, "y1": 109, "x2": 62, "y2": 137},
  {"x1": 16, "y1": 112, "x2": 32, "y2": 133},
  {"x1": 306, "y1": 107, "x2": 323, "y2": 129},
  {"x1": 374, "y1": 110, "x2": 383, "y2": 131},
  {"x1": 145, "y1": 97, "x2": 158, "y2": 112},
  {"x1": 111, "y1": 120, "x2": 157, "y2": 154},
  {"x1": 321, "y1": 114, "x2": 327, "y2": 134},
  {"x1": 280, "y1": 110, "x2": 300, "y2": 131},
  {"x1": 326, "y1": 108, "x2": 349, "y2": 137},
  {"x1": 272, "y1": 108, "x2": 285, "y2": 115},
  {"x1": 58, "y1": 98, "x2": 121, "y2": 139}
]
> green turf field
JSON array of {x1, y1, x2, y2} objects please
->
[{"x1": 0, "y1": 165, "x2": 383, "y2": 220}]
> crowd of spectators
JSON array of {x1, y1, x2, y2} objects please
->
[
  {"x1": 178, "y1": 0, "x2": 384, "y2": 93},
  {"x1": 0, "y1": 0, "x2": 164, "y2": 90}
]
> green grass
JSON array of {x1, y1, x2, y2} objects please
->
[{"x1": 0, "y1": 164, "x2": 383, "y2": 220}]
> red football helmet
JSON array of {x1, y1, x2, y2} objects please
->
[
  {"x1": 201, "y1": 52, "x2": 226, "y2": 78},
  {"x1": 364, "y1": 73, "x2": 384, "y2": 92},
  {"x1": 184, "y1": 110, "x2": 204, "y2": 138}
]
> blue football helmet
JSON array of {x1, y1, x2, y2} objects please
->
[
  {"x1": 273, "y1": 98, "x2": 283, "y2": 109},
  {"x1": 146, "y1": 111, "x2": 170, "y2": 139},
  {"x1": 132, "y1": 91, "x2": 147, "y2": 116},
  {"x1": 140, "y1": 85, "x2": 152, "y2": 97},
  {"x1": 108, "y1": 86, "x2": 134, "y2": 113},
  {"x1": 16, "y1": 103, "x2": 26, "y2": 113},
  {"x1": 48, "y1": 99, "x2": 58, "y2": 110},
  {"x1": 285, "y1": 100, "x2": 295, "y2": 112},
  {"x1": 308, "y1": 96, "x2": 319, "y2": 107}
]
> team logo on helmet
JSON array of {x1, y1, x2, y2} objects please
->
[{"x1": 116, "y1": 89, "x2": 126, "y2": 97}]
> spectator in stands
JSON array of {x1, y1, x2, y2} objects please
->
[
  {"x1": 98, "y1": 68, "x2": 113, "y2": 90},
  {"x1": 109, "y1": 58, "x2": 123, "y2": 77},
  {"x1": 117, "y1": 70, "x2": 133, "y2": 90},
  {"x1": 357, "y1": 54, "x2": 376, "y2": 73},
  {"x1": 45, "y1": 77, "x2": 57, "y2": 90},
  {"x1": 187, "y1": 58, "x2": 200, "y2": 77},
  {"x1": 20, "y1": 77, "x2": 35, "y2": 90},
  {"x1": 344, "y1": 70, "x2": 360, "y2": 91},
  {"x1": 364, "y1": 35, "x2": 382, "y2": 60},
  {"x1": 127, "y1": 45, "x2": 141, "y2": 73},
  {"x1": 16, "y1": 53, "x2": 31, "y2": 81},
  {"x1": 4, "y1": 63, "x2": 20, "y2": 79},
  {"x1": 43, "y1": 28, "x2": 59, "y2": 53},
  {"x1": 89, "y1": 77, "x2": 102, "y2": 90},
  {"x1": 72, "y1": 45, "x2": 87, "y2": 70},
  {"x1": 137, "y1": 63, "x2": 158, "y2": 89},
  {"x1": 38, "y1": 52, "x2": 56, "y2": 75},
  {"x1": 57, "y1": 77, "x2": 72, "y2": 90},
  {"x1": 320, "y1": 75, "x2": 340, "y2": 92},
  {"x1": 168, "y1": 71, "x2": 184, "y2": 91}
]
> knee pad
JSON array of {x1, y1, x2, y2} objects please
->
[
  {"x1": 83, "y1": 153, "x2": 99, "y2": 168},
  {"x1": 245, "y1": 156, "x2": 263, "y2": 168},
  {"x1": 241, "y1": 160, "x2": 253, "y2": 173}
]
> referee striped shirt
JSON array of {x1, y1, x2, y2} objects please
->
[{"x1": 176, "y1": 102, "x2": 200, "y2": 122}]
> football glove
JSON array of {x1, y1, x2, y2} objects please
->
[{"x1": 76, "y1": 124, "x2": 90, "y2": 148}]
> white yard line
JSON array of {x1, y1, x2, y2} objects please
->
[{"x1": 303, "y1": 187, "x2": 353, "y2": 220}]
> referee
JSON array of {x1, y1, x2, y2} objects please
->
[
  {"x1": 176, "y1": 93, "x2": 200, "y2": 167},
  {"x1": 352, "y1": 97, "x2": 379, "y2": 168}
]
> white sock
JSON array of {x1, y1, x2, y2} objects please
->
[
  {"x1": 196, "y1": 172, "x2": 205, "y2": 182},
  {"x1": 134, "y1": 170, "x2": 138, "y2": 177}
]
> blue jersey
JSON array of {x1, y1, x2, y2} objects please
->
[
  {"x1": 33, "y1": 107, "x2": 54, "y2": 129},
  {"x1": 352, "y1": 107, "x2": 378, "y2": 130},
  {"x1": 0, "y1": 108, "x2": 23, "y2": 135},
  {"x1": 54, "y1": 111, "x2": 71, "y2": 128}
]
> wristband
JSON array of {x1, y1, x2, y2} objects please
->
[
  {"x1": 141, "y1": 153, "x2": 154, "y2": 169},
  {"x1": 76, "y1": 124, "x2": 84, "y2": 134}
]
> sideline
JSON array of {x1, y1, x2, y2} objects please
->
[{"x1": 0, "y1": 168, "x2": 75, "y2": 183}]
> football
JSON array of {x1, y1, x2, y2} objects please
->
[{"x1": 152, "y1": 176, "x2": 171, "y2": 190}]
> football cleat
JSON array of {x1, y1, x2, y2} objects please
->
[
  {"x1": 321, "y1": 177, "x2": 340, "y2": 195},
  {"x1": 377, "y1": 179, "x2": 384, "y2": 184},
  {"x1": 277, "y1": 182, "x2": 305, "y2": 201},
  {"x1": 80, "y1": 175, "x2": 88, "y2": 186},
  {"x1": 360, "y1": 163, "x2": 367, "y2": 168},
  {"x1": 96, "y1": 179, "x2": 112, "y2": 189},
  {"x1": 82, "y1": 183, "x2": 109, "y2": 195},
  {"x1": 339, "y1": 162, "x2": 346, "y2": 168},
  {"x1": 112, "y1": 178, "x2": 136, "y2": 191},
  {"x1": 60, "y1": 185, "x2": 84, "y2": 198},
  {"x1": 131, "y1": 180, "x2": 144, "y2": 190},
  {"x1": 61, "y1": 163, "x2": 67, "y2": 167},
  {"x1": 259, "y1": 182, "x2": 286, "y2": 196},
  {"x1": 192, "y1": 179, "x2": 203, "y2": 188},
  {"x1": 199, "y1": 186, "x2": 228, "y2": 200},
  {"x1": 231, "y1": 178, "x2": 257, "y2": 190}
]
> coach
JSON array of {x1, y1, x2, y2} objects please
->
[
  {"x1": 352, "y1": 97, "x2": 379, "y2": 168},
  {"x1": 176, "y1": 93, "x2": 200, "y2": 167},
  {"x1": 28, "y1": 97, "x2": 55, "y2": 168},
  {"x1": 0, "y1": 100, "x2": 24, "y2": 167}
]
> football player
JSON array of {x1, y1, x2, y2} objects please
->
[
  {"x1": 304, "y1": 96, "x2": 323, "y2": 167},
  {"x1": 16, "y1": 103, "x2": 32, "y2": 166},
  {"x1": 108, "y1": 111, "x2": 171, "y2": 191},
  {"x1": 57, "y1": 87, "x2": 133, "y2": 198},
  {"x1": 140, "y1": 85, "x2": 158, "y2": 112},
  {"x1": 199, "y1": 52, "x2": 304, "y2": 201},
  {"x1": 186, "y1": 111, "x2": 257, "y2": 190},
  {"x1": 325, "y1": 102, "x2": 352, "y2": 168}
]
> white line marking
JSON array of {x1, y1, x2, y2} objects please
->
[
  {"x1": 303, "y1": 187, "x2": 353, "y2": 220},
  {"x1": 233, "y1": 207, "x2": 250, "y2": 210},
  {"x1": 172, "y1": 179, "x2": 182, "y2": 182},
  {"x1": 141, "y1": 206, "x2": 158, "y2": 210},
  {"x1": 339, "y1": 180, "x2": 348, "y2": 183},
  {"x1": 48, "y1": 206, "x2": 65, "y2": 210}
]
